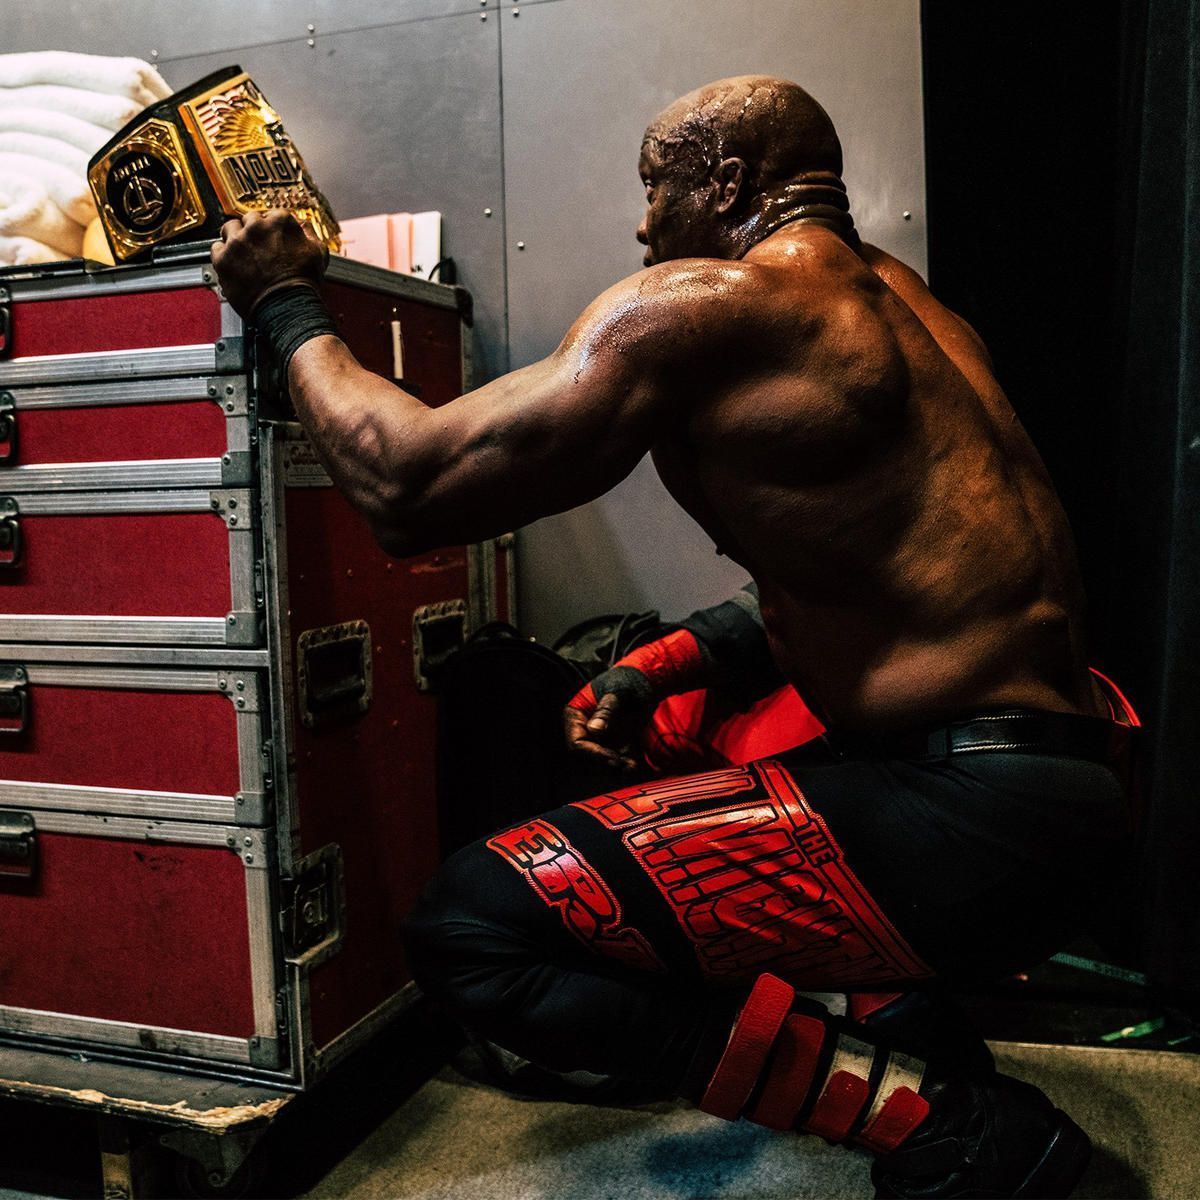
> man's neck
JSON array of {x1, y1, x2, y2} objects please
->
[{"x1": 728, "y1": 175, "x2": 859, "y2": 258}]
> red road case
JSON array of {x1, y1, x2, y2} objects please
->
[{"x1": 0, "y1": 251, "x2": 511, "y2": 1086}]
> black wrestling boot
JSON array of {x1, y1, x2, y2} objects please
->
[
  {"x1": 697, "y1": 974, "x2": 1090, "y2": 1200},
  {"x1": 871, "y1": 1074, "x2": 1091, "y2": 1199},
  {"x1": 859, "y1": 992, "x2": 995, "y2": 1082}
]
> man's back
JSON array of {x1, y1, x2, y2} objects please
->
[{"x1": 651, "y1": 226, "x2": 1103, "y2": 731}]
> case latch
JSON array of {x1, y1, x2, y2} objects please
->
[
  {"x1": 296, "y1": 620, "x2": 372, "y2": 728},
  {"x1": 0, "y1": 290, "x2": 10, "y2": 359},
  {"x1": 0, "y1": 810, "x2": 36, "y2": 882},
  {"x1": 0, "y1": 497, "x2": 21, "y2": 569},
  {"x1": 0, "y1": 664, "x2": 28, "y2": 735},
  {"x1": 282, "y1": 843, "x2": 345, "y2": 968},
  {"x1": 0, "y1": 393, "x2": 16, "y2": 463}
]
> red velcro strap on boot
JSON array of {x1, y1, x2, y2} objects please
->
[
  {"x1": 746, "y1": 1012, "x2": 827, "y2": 1130},
  {"x1": 857, "y1": 1086, "x2": 931, "y2": 1153},
  {"x1": 700, "y1": 974, "x2": 795, "y2": 1121},
  {"x1": 848, "y1": 992, "x2": 904, "y2": 1022},
  {"x1": 803, "y1": 1070, "x2": 872, "y2": 1143}
]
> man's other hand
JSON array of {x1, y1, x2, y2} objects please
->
[
  {"x1": 564, "y1": 665, "x2": 660, "y2": 771},
  {"x1": 210, "y1": 210, "x2": 328, "y2": 318},
  {"x1": 563, "y1": 691, "x2": 641, "y2": 772}
]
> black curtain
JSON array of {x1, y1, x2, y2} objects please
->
[
  {"x1": 1104, "y1": 0, "x2": 1200, "y2": 1004},
  {"x1": 922, "y1": 0, "x2": 1199, "y2": 1001}
]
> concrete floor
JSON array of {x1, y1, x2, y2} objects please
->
[
  {"x1": 0, "y1": 1041, "x2": 1194, "y2": 1198},
  {"x1": 295, "y1": 1043, "x2": 1196, "y2": 1200}
]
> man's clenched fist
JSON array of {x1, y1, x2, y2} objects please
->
[{"x1": 210, "y1": 209, "x2": 328, "y2": 318}]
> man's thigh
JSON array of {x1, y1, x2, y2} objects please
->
[
  {"x1": 484, "y1": 748, "x2": 1126, "y2": 990},
  {"x1": 485, "y1": 756, "x2": 934, "y2": 992}
]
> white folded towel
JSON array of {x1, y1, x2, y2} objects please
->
[
  {"x1": 0, "y1": 53, "x2": 171, "y2": 108},
  {"x1": 0, "y1": 152, "x2": 95, "y2": 225},
  {"x1": 0, "y1": 173, "x2": 84, "y2": 256},
  {"x1": 0, "y1": 107, "x2": 111, "y2": 155},
  {"x1": 0, "y1": 234, "x2": 65, "y2": 265},
  {"x1": 0, "y1": 85, "x2": 142, "y2": 133},
  {"x1": 0, "y1": 131, "x2": 89, "y2": 173}
]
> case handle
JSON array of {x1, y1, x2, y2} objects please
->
[
  {"x1": 0, "y1": 393, "x2": 17, "y2": 464},
  {"x1": 0, "y1": 810, "x2": 36, "y2": 883},
  {"x1": 0, "y1": 497, "x2": 21, "y2": 568},
  {"x1": 0, "y1": 664, "x2": 29, "y2": 736},
  {"x1": 297, "y1": 620, "x2": 372, "y2": 729}
]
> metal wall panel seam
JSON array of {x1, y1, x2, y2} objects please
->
[{"x1": 155, "y1": 6, "x2": 508, "y2": 67}]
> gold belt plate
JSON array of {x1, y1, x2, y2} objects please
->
[{"x1": 180, "y1": 72, "x2": 340, "y2": 250}]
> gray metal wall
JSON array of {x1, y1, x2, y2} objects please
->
[{"x1": 2, "y1": 0, "x2": 926, "y2": 641}]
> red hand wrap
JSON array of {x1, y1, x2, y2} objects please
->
[{"x1": 566, "y1": 629, "x2": 708, "y2": 715}]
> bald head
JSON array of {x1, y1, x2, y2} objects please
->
[
  {"x1": 644, "y1": 75, "x2": 844, "y2": 190},
  {"x1": 636, "y1": 76, "x2": 854, "y2": 265}
]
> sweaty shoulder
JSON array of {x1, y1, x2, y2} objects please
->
[{"x1": 557, "y1": 258, "x2": 777, "y2": 373}]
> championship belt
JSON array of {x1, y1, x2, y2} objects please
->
[{"x1": 87, "y1": 66, "x2": 339, "y2": 264}]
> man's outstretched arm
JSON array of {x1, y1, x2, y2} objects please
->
[{"x1": 211, "y1": 211, "x2": 724, "y2": 556}]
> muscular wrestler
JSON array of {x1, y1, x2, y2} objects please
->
[{"x1": 212, "y1": 76, "x2": 1138, "y2": 1198}]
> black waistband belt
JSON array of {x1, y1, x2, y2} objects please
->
[{"x1": 823, "y1": 708, "x2": 1136, "y2": 764}]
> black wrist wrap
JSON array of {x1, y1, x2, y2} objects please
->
[{"x1": 252, "y1": 284, "x2": 338, "y2": 374}]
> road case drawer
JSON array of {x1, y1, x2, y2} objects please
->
[
  {"x1": 0, "y1": 658, "x2": 269, "y2": 825},
  {"x1": 0, "y1": 376, "x2": 251, "y2": 485},
  {"x1": 0, "y1": 488, "x2": 259, "y2": 646},
  {"x1": 0, "y1": 811, "x2": 281, "y2": 1070},
  {"x1": 0, "y1": 263, "x2": 241, "y2": 387}
]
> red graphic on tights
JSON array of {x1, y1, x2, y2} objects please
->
[
  {"x1": 487, "y1": 819, "x2": 664, "y2": 973},
  {"x1": 579, "y1": 761, "x2": 931, "y2": 987},
  {"x1": 575, "y1": 767, "x2": 757, "y2": 829}
]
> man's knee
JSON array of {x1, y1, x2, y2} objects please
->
[{"x1": 403, "y1": 838, "x2": 541, "y2": 1025}]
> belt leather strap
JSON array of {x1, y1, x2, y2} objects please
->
[{"x1": 824, "y1": 708, "x2": 1135, "y2": 765}]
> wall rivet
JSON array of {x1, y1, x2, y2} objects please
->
[
  {"x1": 150, "y1": 50, "x2": 159, "y2": 59},
  {"x1": 307, "y1": 37, "x2": 316, "y2": 46},
  {"x1": 513, "y1": 6, "x2": 519, "y2": 13},
  {"x1": 902, "y1": 210, "x2": 912, "y2": 220},
  {"x1": 517, "y1": 241, "x2": 525, "y2": 250},
  {"x1": 484, "y1": 207, "x2": 493, "y2": 217},
  {"x1": 480, "y1": 12, "x2": 487, "y2": 19},
  {"x1": 307, "y1": 23, "x2": 315, "y2": 32}
]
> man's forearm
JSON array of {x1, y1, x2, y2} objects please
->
[{"x1": 287, "y1": 333, "x2": 432, "y2": 554}]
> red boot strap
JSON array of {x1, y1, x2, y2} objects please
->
[
  {"x1": 848, "y1": 992, "x2": 904, "y2": 1022},
  {"x1": 700, "y1": 973, "x2": 795, "y2": 1121},
  {"x1": 857, "y1": 1086, "x2": 931, "y2": 1153},
  {"x1": 747, "y1": 1012, "x2": 827, "y2": 1130},
  {"x1": 801, "y1": 1035, "x2": 875, "y2": 1143}
]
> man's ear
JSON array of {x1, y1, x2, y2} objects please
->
[{"x1": 713, "y1": 158, "x2": 749, "y2": 214}]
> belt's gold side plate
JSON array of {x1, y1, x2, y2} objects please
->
[{"x1": 87, "y1": 119, "x2": 207, "y2": 262}]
